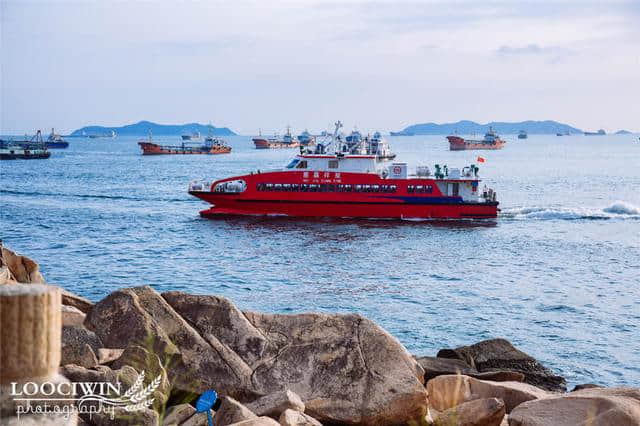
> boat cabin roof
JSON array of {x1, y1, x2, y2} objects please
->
[{"x1": 286, "y1": 154, "x2": 379, "y2": 173}]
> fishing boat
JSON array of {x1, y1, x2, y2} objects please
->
[
  {"x1": 138, "y1": 133, "x2": 231, "y2": 155},
  {"x1": 584, "y1": 129, "x2": 606, "y2": 136},
  {"x1": 518, "y1": 130, "x2": 528, "y2": 139},
  {"x1": 46, "y1": 128, "x2": 69, "y2": 148},
  {"x1": 446, "y1": 127, "x2": 505, "y2": 150},
  {"x1": 182, "y1": 131, "x2": 201, "y2": 141},
  {"x1": 253, "y1": 126, "x2": 300, "y2": 149},
  {"x1": 189, "y1": 121, "x2": 499, "y2": 219},
  {"x1": 297, "y1": 130, "x2": 316, "y2": 147},
  {"x1": 0, "y1": 130, "x2": 51, "y2": 160},
  {"x1": 87, "y1": 130, "x2": 116, "y2": 139}
]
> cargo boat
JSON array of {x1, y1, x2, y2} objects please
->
[
  {"x1": 181, "y1": 131, "x2": 201, "y2": 141},
  {"x1": 253, "y1": 127, "x2": 300, "y2": 149},
  {"x1": 518, "y1": 130, "x2": 527, "y2": 139},
  {"x1": 297, "y1": 130, "x2": 316, "y2": 147},
  {"x1": 446, "y1": 127, "x2": 505, "y2": 150},
  {"x1": 189, "y1": 121, "x2": 499, "y2": 219},
  {"x1": 0, "y1": 130, "x2": 51, "y2": 160},
  {"x1": 138, "y1": 134, "x2": 231, "y2": 155},
  {"x1": 46, "y1": 128, "x2": 69, "y2": 148}
]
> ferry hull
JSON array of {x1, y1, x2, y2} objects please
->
[
  {"x1": 447, "y1": 136, "x2": 505, "y2": 151},
  {"x1": 46, "y1": 141, "x2": 69, "y2": 149},
  {"x1": 253, "y1": 138, "x2": 300, "y2": 149},
  {"x1": 138, "y1": 142, "x2": 231, "y2": 155},
  {"x1": 190, "y1": 192, "x2": 498, "y2": 219}
]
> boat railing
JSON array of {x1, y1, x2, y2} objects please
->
[{"x1": 189, "y1": 180, "x2": 211, "y2": 192}]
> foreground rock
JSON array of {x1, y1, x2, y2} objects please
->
[
  {"x1": 85, "y1": 286, "x2": 428, "y2": 425},
  {"x1": 61, "y1": 324, "x2": 102, "y2": 367},
  {"x1": 417, "y1": 356, "x2": 525, "y2": 383},
  {"x1": 509, "y1": 386, "x2": 640, "y2": 426},
  {"x1": 279, "y1": 409, "x2": 323, "y2": 426},
  {"x1": 434, "y1": 398, "x2": 505, "y2": 426},
  {"x1": 437, "y1": 338, "x2": 566, "y2": 392},
  {"x1": 427, "y1": 374, "x2": 549, "y2": 413},
  {"x1": 245, "y1": 390, "x2": 304, "y2": 418},
  {"x1": 0, "y1": 244, "x2": 45, "y2": 284},
  {"x1": 213, "y1": 396, "x2": 258, "y2": 426}
]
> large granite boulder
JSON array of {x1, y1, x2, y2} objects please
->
[
  {"x1": 85, "y1": 286, "x2": 428, "y2": 425},
  {"x1": 427, "y1": 374, "x2": 549, "y2": 413},
  {"x1": 433, "y1": 398, "x2": 505, "y2": 426},
  {"x1": 213, "y1": 396, "x2": 258, "y2": 426},
  {"x1": 61, "y1": 324, "x2": 102, "y2": 367},
  {"x1": 416, "y1": 356, "x2": 525, "y2": 383},
  {"x1": 437, "y1": 339, "x2": 566, "y2": 392},
  {"x1": 509, "y1": 386, "x2": 640, "y2": 426},
  {"x1": 0, "y1": 244, "x2": 45, "y2": 284},
  {"x1": 165, "y1": 290, "x2": 428, "y2": 425}
]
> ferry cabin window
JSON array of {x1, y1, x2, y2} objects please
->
[
  {"x1": 286, "y1": 159, "x2": 300, "y2": 169},
  {"x1": 296, "y1": 161, "x2": 308, "y2": 169},
  {"x1": 328, "y1": 160, "x2": 339, "y2": 169},
  {"x1": 407, "y1": 185, "x2": 432, "y2": 194}
]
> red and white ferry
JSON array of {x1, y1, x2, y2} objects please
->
[{"x1": 189, "y1": 122, "x2": 499, "y2": 219}]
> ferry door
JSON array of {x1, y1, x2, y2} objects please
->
[{"x1": 447, "y1": 183, "x2": 459, "y2": 196}]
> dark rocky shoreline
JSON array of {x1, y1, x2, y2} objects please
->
[{"x1": 2, "y1": 245, "x2": 639, "y2": 425}]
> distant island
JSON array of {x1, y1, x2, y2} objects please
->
[
  {"x1": 391, "y1": 120, "x2": 582, "y2": 135},
  {"x1": 69, "y1": 120, "x2": 236, "y2": 137}
]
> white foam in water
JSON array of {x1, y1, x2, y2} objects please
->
[
  {"x1": 602, "y1": 201, "x2": 640, "y2": 215},
  {"x1": 502, "y1": 201, "x2": 640, "y2": 220}
]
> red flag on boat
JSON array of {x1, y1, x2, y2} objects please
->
[{"x1": 477, "y1": 156, "x2": 485, "y2": 163}]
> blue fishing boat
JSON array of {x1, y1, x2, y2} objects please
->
[{"x1": 46, "y1": 128, "x2": 69, "y2": 148}]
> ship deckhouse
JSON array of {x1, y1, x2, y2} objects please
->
[{"x1": 285, "y1": 154, "x2": 380, "y2": 174}]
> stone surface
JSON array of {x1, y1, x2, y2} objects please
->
[
  {"x1": 245, "y1": 390, "x2": 305, "y2": 418},
  {"x1": 61, "y1": 325, "x2": 102, "y2": 367},
  {"x1": 416, "y1": 356, "x2": 477, "y2": 382},
  {"x1": 85, "y1": 286, "x2": 428, "y2": 425},
  {"x1": 437, "y1": 339, "x2": 566, "y2": 392},
  {"x1": 181, "y1": 411, "x2": 214, "y2": 426},
  {"x1": 416, "y1": 356, "x2": 525, "y2": 383},
  {"x1": 91, "y1": 406, "x2": 159, "y2": 425},
  {"x1": 97, "y1": 348, "x2": 125, "y2": 365},
  {"x1": 213, "y1": 396, "x2": 258, "y2": 426},
  {"x1": 434, "y1": 397, "x2": 505, "y2": 426},
  {"x1": 571, "y1": 383, "x2": 603, "y2": 392},
  {"x1": 227, "y1": 417, "x2": 280, "y2": 426},
  {"x1": 61, "y1": 288, "x2": 94, "y2": 314},
  {"x1": 0, "y1": 245, "x2": 45, "y2": 284},
  {"x1": 509, "y1": 386, "x2": 640, "y2": 426},
  {"x1": 110, "y1": 345, "x2": 171, "y2": 412},
  {"x1": 0, "y1": 284, "x2": 61, "y2": 383},
  {"x1": 62, "y1": 304, "x2": 86, "y2": 326},
  {"x1": 0, "y1": 412, "x2": 78, "y2": 425},
  {"x1": 162, "y1": 403, "x2": 196, "y2": 425},
  {"x1": 427, "y1": 374, "x2": 549, "y2": 413},
  {"x1": 279, "y1": 409, "x2": 323, "y2": 426},
  {"x1": 84, "y1": 286, "x2": 247, "y2": 397}
]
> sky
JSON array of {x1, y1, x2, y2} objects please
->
[{"x1": 1, "y1": 0, "x2": 639, "y2": 135}]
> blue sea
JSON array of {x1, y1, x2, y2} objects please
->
[{"x1": 2, "y1": 133, "x2": 639, "y2": 388}]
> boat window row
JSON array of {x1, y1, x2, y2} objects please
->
[
  {"x1": 256, "y1": 183, "x2": 398, "y2": 193},
  {"x1": 406, "y1": 185, "x2": 434, "y2": 194}
]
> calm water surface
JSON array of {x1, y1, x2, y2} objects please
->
[{"x1": 2, "y1": 133, "x2": 639, "y2": 388}]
